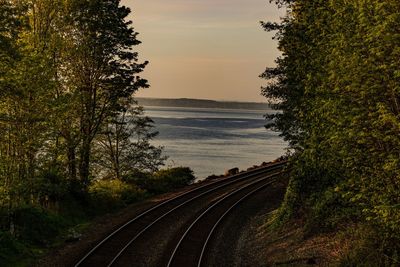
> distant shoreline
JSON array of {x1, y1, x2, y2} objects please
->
[{"x1": 136, "y1": 97, "x2": 271, "y2": 111}]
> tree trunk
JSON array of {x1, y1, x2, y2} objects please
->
[
  {"x1": 79, "y1": 137, "x2": 91, "y2": 188},
  {"x1": 67, "y1": 145, "x2": 77, "y2": 181}
]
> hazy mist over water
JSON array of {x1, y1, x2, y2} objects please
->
[{"x1": 145, "y1": 106, "x2": 287, "y2": 180}]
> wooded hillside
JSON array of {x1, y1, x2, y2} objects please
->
[
  {"x1": 263, "y1": 0, "x2": 400, "y2": 264},
  {"x1": 0, "y1": 1, "x2": 172, "y2": 263}
]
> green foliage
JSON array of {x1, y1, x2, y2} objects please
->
[
  {"x1": 133, "y1": 167, "x2": 196, "y2": 194},
  {"x1": 35, "y1": 169, "x2": 69, "y2": 202},
  {"x1": 62, "y1": 0, "x2": 149, "y2": 186},
  {"x1": 122, "y1": 169, "x2": 151, "y2": 184},
  {"x1": 0, "y1": 0, "x2": 167, "y2": 264},
  {"x1": 86, "y1": 167, "x2": 194, "y2": 215},
  {"x1": 264, "y1": 0, "x2": 400, "y2": 259},
  {"x1": 13, "y1": 206, "x2": 66, "y2": 246},
  {"x1": 0, "y1": 231, "x2": 30, "y2": 267},
  {"x1": 88, "y1": 179, "x2": 147, "y2": 215},
  {"x1": 305, "y1": 188, "x2": 361, "y2": 236}
]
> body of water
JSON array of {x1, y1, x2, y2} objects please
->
[{"x1": 145, "y1": 106, "x2": 287, "y2": 180}]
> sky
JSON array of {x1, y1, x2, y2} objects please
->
[{"x1": 122, "y1": 0, "x2": 285, "y2": 102}]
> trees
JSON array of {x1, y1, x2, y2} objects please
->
[
  {"x1": 0, "y1": 0, "x2": 62, "y2": 234},
  {"x1": 263, "y1": 0, "x2": 400, "y2": 256},
  {"x1": 0, "y1": 0, "x2": 165, "y2": 237},
  {"x1": 62, "y1": 0, "x2": 149, "y2": 188},
  {"x1": 94, "y1": 102, "x2": 166, "y2": 180}
]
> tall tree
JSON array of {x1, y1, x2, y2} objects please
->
[
  {"x1": 63, "y1": 0, "x2": 148, "y2": 188},
  {"x1": 0, "y1": 0, "x2": 163, "y2": 240},
  {"x1": 0, "y1": 0, "x2": 62, "y2": 229}
]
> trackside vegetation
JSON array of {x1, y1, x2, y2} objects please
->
[
  {"x1": 0, "y1": 0, "x2": 195, "y2": 265},
  {"x1": 263, "y1": 0, "x2": 400, "y2": 265}
]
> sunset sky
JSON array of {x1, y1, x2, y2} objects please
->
[{"x1": 122, "y1": 0, "x2": 285, "y2": 102}]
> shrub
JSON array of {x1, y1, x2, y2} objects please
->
[
  {"x1": 88, "y1": 179, "x2": 147, "y2": 215},
  {"x1": 305, "y1": 188, "x2": 361, "y2": 235},
  {"x1": 142, "y1": 167, "x2": 196, "y2": 194},
  {"x1": 122, "y1": 169, "x2": 151, "y2": 186},
  {"x1": 0, "y1": 231, "x2": 29, "y2": 266},
  {"x1": 12, "y1": 206, "x2": 65, "y2": 246}
]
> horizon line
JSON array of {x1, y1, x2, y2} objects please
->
[{"x1": 135, "y1": 96, "x2": 270, "y2": 104}]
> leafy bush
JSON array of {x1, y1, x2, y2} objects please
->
[
  {"x1": 137, "y1": 167, "x2": 195, "y2": 194},
  {"x1": 88, "y1": 179, "x2": 147, "y2": 215},
  {"x1": 122, "y1": 169, "x2": 151, "y2": 185},
  {"x1": 0, "y1": 231, "x2": 29, "y2": 266},
  {"x1": 13, "y1": 206, "x2": 65, "y2": 246},
  {"x1": 305, "y1": 188, "x2": 361, "y2": 235}
]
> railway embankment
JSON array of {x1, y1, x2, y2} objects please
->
[
  {"x1": 35, "y1": 158, "x2": 354, "y2": 266},
  {"x1": 37, "y1": 161, "x2": 287, "y2": 266}
]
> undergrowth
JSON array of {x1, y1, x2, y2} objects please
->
[{"x1": 0, "y1": 167, "x2": 195, "y2": 266}]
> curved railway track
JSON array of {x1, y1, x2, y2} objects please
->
[
  {"x1": 166, "y1": 174, "x2": 279, "y2": 267},
  {"x1": 74, "y1": 161, "x2": 287, "y2": 267}
]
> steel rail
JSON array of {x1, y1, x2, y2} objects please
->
[
  {"x1": 107, "y1": 165, "x2": 284, "y2": 266},
  {"x1": 107, "y1": 171, "x2": 277, "y2": 266},
  {"x1": 197, "y1": 177, "x2": 278, "y2": 267},
  {"x1": 167, "y1": 171, "x2": 282, "y2": 267},
  {"x1": 75, "y1": 161, "x2": 286, "y2": 267}
]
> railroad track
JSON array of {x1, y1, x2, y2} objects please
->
[
  {"x1": 74, "y1": 161, "x2": 287, "y2": 267},
  {"x1": 167, "y1": 174, "x2": 279, "y2": 267}
]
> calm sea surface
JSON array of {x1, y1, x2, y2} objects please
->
[{"x1": 144, "y1": 106, "x2": 287, "y2": 180}]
